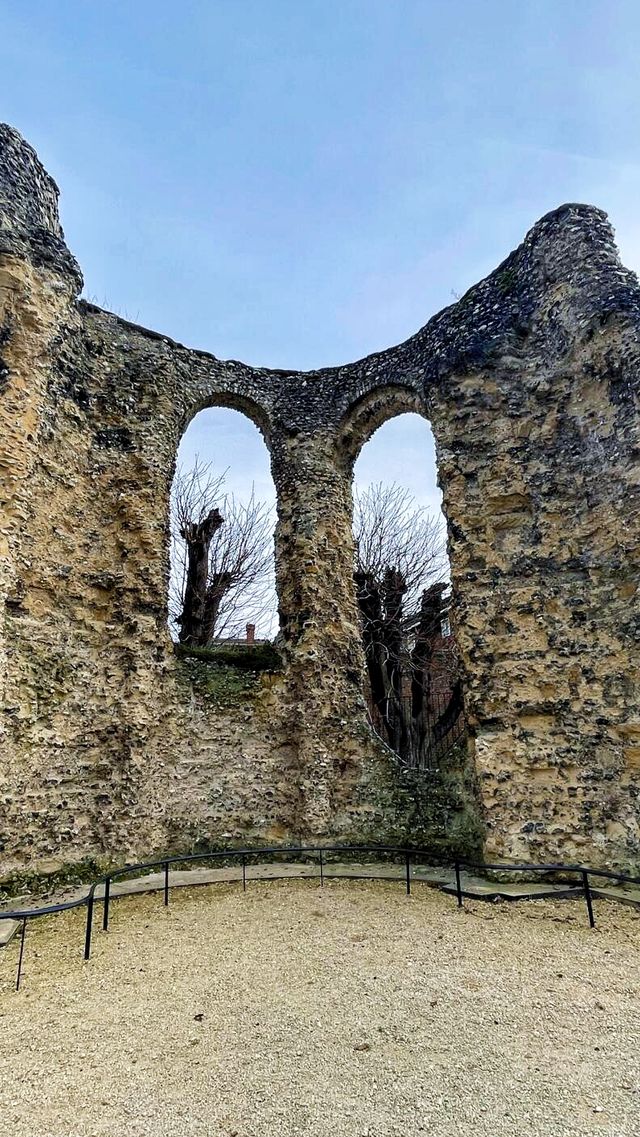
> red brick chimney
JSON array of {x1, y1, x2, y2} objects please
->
[{"x1": 246, "y1": 623, "x2": 256, "y2": 645}]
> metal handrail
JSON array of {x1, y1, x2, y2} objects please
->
[{"x1": 2, "y1": 844, "x2": 639, "y2": 990}]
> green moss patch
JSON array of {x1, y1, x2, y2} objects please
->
[
  {"x1": 0, "y1": 856, "x2": 109, "y2": 904},
  {"x1": 174, "y1": 641, "x2": 282, "y2": 672}
]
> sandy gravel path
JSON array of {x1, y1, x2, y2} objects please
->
[{"x1": 0, "y1": 879, "x2": 638, "y2": 1137}]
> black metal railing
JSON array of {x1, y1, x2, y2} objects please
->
[{"x1": 2, "y1": 845, "x2": 639, "y2": 991}]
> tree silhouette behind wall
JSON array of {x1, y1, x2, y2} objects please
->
[
  {"x1": 169, "y1": 458, "x2": 276, "y2": 645},
  {"x1": 353, "y1": 483, "x2": 464, "y2": 767}
]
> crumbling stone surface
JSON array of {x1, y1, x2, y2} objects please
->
[{"x1": 0, "y1": 123, "x2": 638, "y2": 883}]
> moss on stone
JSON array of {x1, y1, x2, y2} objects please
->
[
  {"x1": 0, "y1": 855, "x2": 110, "y2": 903},
  {"x1": 174, "y1": 654, "x2": 262, "y2": 709},
  {"x1": 495, "y1": 263, "x2": 518, "y2": 295},
  {"x1": 174, "y1": 641, "x2": 282, "y2": 672},
  {"x1": 346, "y1": 737, "x2": 486, "y2": 864}
]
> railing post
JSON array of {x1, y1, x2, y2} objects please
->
[
  {"x1": 319, "y1": 848, "x2": 324, "y2": 888},
  {"x1": 102, "y1": 877, "x2": 111, "y2": 931},
  {"x1": 242, "y1": 854, "x2": 246, "y2": 893},
  {"x1": 163, "y1": 861, "x2": 169, "y2": 907},
  {"x1": 16, "y1": 918, "x2": 26, "y2": 991},
  {"x1": 455, "y1": 860, "x2": 463, "y2": 908},
  {"x1": 84, "y1": 894, "x2": 94, "y2": 961},
  {"x1": 405, "y1": 850, "x2": 411, "y2": 895},
  {"x1": 582, "y1": 869, "x2": 595, "y2": 928}
]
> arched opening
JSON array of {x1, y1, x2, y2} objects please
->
[
  {"x1": 351, "y1": 411, "x2": 466, "y2": 768},
  {"x1": 168, "y1": 406, "x2": 278, "y2": 649}
]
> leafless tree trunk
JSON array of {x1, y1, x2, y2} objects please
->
[
  {"x1": 177, "y1": 508, "x2": 224, "y2": 645},
  {"x1": 410, "y1": 582, "x2": 448, "y2": 715}
]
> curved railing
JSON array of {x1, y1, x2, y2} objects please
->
[{"x1": 2, "y1": 844, "x2": 639, "y2": 990}]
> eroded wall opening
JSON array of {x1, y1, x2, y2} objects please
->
[
  {"x1": 168, "y1": 406, "x2": 278, "y2": 653},
  {"x1": 351, "y1": 412, "x2": 466, "y2": 769}
]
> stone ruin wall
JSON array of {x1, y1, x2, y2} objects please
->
[{"x1": 0, "y1": 124, "x2": 638, "y2": 888}]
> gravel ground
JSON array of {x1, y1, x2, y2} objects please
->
[{"x1": 0, "y1": 879, "x2": 639, "y2": 1137}]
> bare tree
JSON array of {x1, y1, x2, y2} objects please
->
[
  {"x1": 352, "y1": 482, "x2": 463, "y2": 767},
  {"x1": 169, "y1": 458, "x2": 276, "y2": 645},
  {"x1": 353, "y1": 481, "x2": 447, "y2": 611}
]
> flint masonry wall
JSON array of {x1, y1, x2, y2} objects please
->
[{"x1": 0, "y1": 123, "x2": 639, "y2": 885}]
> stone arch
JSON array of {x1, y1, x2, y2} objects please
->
[
  {"x1": 339, "y1": 385, "x2": 469, "y2": 762},
  {"x1": 178, "y1": 390, "x2": 274, "y2": 452},
  {"x1": 336, "y1": 380, "x2": 457, "y2": 644},
  {"x1": 338, "y1": 385, "x2": 426, "y2": 470}
]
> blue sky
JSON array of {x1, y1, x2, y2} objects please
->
[{"x1": 2, "y1": 0, "x2": 639, "y2": 535}]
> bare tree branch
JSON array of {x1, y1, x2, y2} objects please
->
[
  {"x1": 168, "y1": 457, "x2": 277, "y2": 644},
  {"x1": 353, "y1": 481, "x2": 448, "y2": 619}
]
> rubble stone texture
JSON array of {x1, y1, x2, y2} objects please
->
[{"x1": 0, "y1": 124, "x2": 638, "y2": 884}]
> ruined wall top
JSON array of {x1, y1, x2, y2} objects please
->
[
  {"x1": 1, "y1": 120, "x2": 639, "y2": 445},
  {"x1": 0, "y1": 124, "x2": 82, "y2": 288}
]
